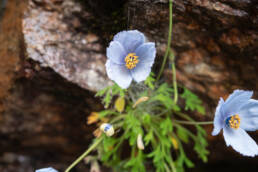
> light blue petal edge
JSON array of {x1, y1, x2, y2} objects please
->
[
  {"x1": 238, "y1": 99, "x2": 258, "y2": 131},
  {"x1": 113, "y1": 30, "x2": 145, "y2": 53},
  {"x1": 223, "y1": 127, "x2": 258, "y2": 157},
  {"x1": 135, "y1": 42, "x2": 156, "y2": 65},
  {"x1": 130, "y1": 62, "x2": 152, "y2": 83},
  {"x1": 106, "y1": 41, "x2": 127, "y2": 65},
  {"x1": 35, "y1": 167, "x2": 58, "y2": 172},
  {"x1": 105, "y1": 59, "x2": 132, "y2": 89},
  {"x1": 223, "y1": 90, "x2": 253, "y2": 119},
  {"x1": 212, "y1": 98, "x2": 225, "y2": 136}
]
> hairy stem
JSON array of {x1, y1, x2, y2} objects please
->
[
  {"x1": 157, "y1": 0, "x2": 173, "y2": 81},
  {"x1": 169, "y1": 153, "x2": 177, "y2": 172},
  {"x1": 170, "y1": 50, "x2": 178, "y2": 104},
  {"x1": 174, "y1": 120, "x2": 213, "y2": 125},
  {"x1": 65, "y1": 138, "x2": 103, "y2": 172}
]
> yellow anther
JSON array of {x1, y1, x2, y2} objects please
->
[
  {"x1": 125, "y1": 53, "x2": 139, "y2": 69},
  {"x1": 228, "y1": 114, "x2": 241, "y2": 129}
]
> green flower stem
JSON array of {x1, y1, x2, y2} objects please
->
[
  {"x1": 174, "y1": 111, "x2": 197, "y2": 123},
  {"x1": 174, "y1": 120, "x2": 213, "y2": 125},
  {"x1": 65, "y1": 137, "x2": 103, "y2": 172},
  {"x1": 156, "y1": 109, "x2": 170, "y2": 117},
  {"x1": 173, "y1": 123, "x2": 198, "y2": 140},
  {"x1": 169, "y1": 153, "x2": 177, "y2": 172},
  {"x1": 128, "y1": 89, "x2": 136, "y2": 102},
  {"x1": 110, "y1": 115, "x2": 126, "y2": 124},
  {"x1": 174, "y1": 111, "x2": 213, "y2": 125},
  {"x1": 170, "y1": 50, "x2": 178, "y2": 104},
  {"x1": 164, "y1": 164, "x2": 171, "y2": 172},
  {"x1": 157, "y1": 0, "x2": 173, "y2": 81}
]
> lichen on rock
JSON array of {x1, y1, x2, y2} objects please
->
[{"x1": 23, "y1": 0, "x2": 113, "y2": 92}]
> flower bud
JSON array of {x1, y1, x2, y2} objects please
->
[
  {"x1": 137, "y1": 134, "x2": 144, "y2": 150},
  {"x1": 100, "y1": 123, "x2": 114, "y2": 137}
]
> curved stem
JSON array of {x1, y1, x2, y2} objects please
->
[
  {"x1": 157, "y1": 0, "x2": 173, "y2": 81},
  {"x1": 109, "y1": 115, "x2": 126, "y2": 124},
  {"x1": 170, "y1": 50, "x2": 178, "y2": 104},
  {"x1": 174, "y1": 111, "x2": 196, "y2": 122},
  {"x1": 169, "y1": 154, "x2": 177, "y2": 172},
  {"x1": 174, "y1": 120, "x2": 213, "y2": 125},
  {"x1": 65, "y1": 138, "x2": 103, "y2": 172}
]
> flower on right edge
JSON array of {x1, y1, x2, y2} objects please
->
[{"x1": 212, "y1": 90, "x2": 258, "y2": 157}]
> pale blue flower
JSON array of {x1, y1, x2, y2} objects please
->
[
  {"x1": 106, "y1": 30, "x2": 156, "y2": 89},
  {"x1": 35, "y1": 167, "x2": 58, "y2": 172},
  {"x1": 212, "y1": 90, "x2": 258, "y2": 157}
]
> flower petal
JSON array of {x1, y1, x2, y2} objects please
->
[
  {"x1": 212, "y1": 98, "x2": 225, "y2": 136},
  {"x1": 106, "y1": 41, "x2": 126, "y2": 65},
  {"x1": 135, "y1": 42, "x2": 156, "y2": 65},
  {"x1": 223, "y1": 90, "x2": 253, "y2": 119},
  {"x1": 36, "y1": 167, "x2": 58, "y2": 172},
  {"x1": 114, "y1": 30, "x2": 145, "y2": 53},
  {"x1": 130, "y1": 62, "x2": 151, "y2": 83},
  {"x1": 238, "y1": 99, "x2": 258, "y2": 131},
  {"x1": 223, "y1": 127, "x2": 258, "y2": 157},
  {"x1": 105, "y1": 59, "x2": 132, "y2": 89}
]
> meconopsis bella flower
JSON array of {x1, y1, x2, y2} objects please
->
[
  {"x1": 212, "y1": 90, "x2": 258, "y2": 157},
  {"x1": 106, "y1": 30, "x2": 156, "y2": 89}
]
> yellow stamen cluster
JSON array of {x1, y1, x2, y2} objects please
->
[
  {"x1": 125, "y1": 53, "x2": 139, "y2": 69},
  {"x1": 228, "y1": 114, "x2": 241, "y2": 129}
]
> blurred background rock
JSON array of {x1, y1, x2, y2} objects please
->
[{"x1": 0, "y1": 0, "x2": 257, "y2": 171}]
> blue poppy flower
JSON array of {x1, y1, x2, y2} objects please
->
[
  {"x1": 212, "y1": 90, "x2": 258, "y2": 157},
  {"x1": 106, "y1": 30, "x2": 156, "y2": 89},
  {"x1": 36, "y1": 167, "x2": 58, "y2": 172}
]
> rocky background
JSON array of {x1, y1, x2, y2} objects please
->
[{"x1": 0, "y1": 0, "x2": 257, "y2": 171}]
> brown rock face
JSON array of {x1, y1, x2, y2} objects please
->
[
  {"x1": 128, "y1": 0, "x2": 258, "y2": 113},
  {"x1": 0, "y1": 0, "x2": 24, "y2": 113},
  {"x1": 23, "y1": 0, "x2": 113, "y2": 92},
  {"x1": 22, "y1": 0, "x2": 258, "y2": 112}
]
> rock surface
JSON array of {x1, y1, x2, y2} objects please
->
[
  {"x1": 23, "y1": 0, "x2": 113, "y2": 92},
  {"x1": 23, "y1": 0, "x2": 258, "y2": 112},
  {"x1": 127, "y1": 0, "x2": 258, "y2": 114}
]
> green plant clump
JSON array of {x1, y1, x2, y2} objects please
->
[{"x1": 93, "y1": 74, "x2": 208, "y2": 172}]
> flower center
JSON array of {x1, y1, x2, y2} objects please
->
[
  {"x1": 125, "y1": 53, "x2": 139, "y2": 69},
  {"x1": 225, "y1": 114, "x2": 240, "y2": 129}
]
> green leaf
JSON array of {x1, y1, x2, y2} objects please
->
[
  {"x1": 144, "y1": 130, "x2": 153, "y2": 145},
  {"x1": 176, "y1": 126, "x2": 189, "y2": 143},
  {"x1": 181, "y1": 88, "x2": 205, "y2": 115},
  {"x1": 95, "y1": 84, "x2": 126, "y2": 108},
  {"x1": 141, "y1": 113, "x2": 151, "y2": 124},
  {"x1": 194, "y1": 126, "x2": 209, "y2": 162},
  {"x1": 160, "y1": 117, "x2": 173, "y2": 135},
  {"x1": 95, "y1": 86, "x2": 110, "y2": 97},
  {"x1": 103, "y1": 91, "x2": 112, "y2": 108},
  {"x1": 99, "y1": 110, "x2": 115, "y2": 118},
  {"x1": 144, "y1": 72, "x2": 155, "y2": 90},
  {"x1": 112, "y1": 83, "x2": 126, "y2": 97},
  {"x1": 184, "y1": 156, "x2": 195, "y2": 168},
  {"x1": 125, "y1": 151, "x2": 145, "y2": 172}
]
